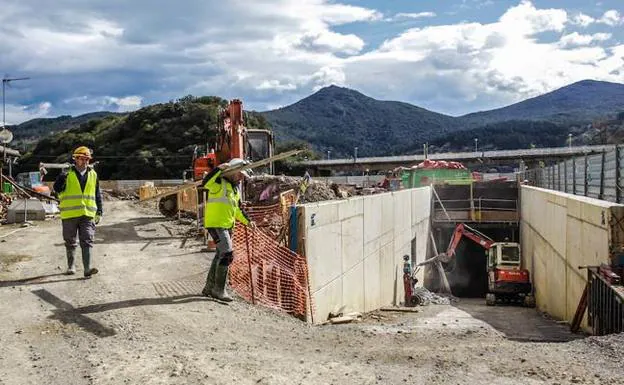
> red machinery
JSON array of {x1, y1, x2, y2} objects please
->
[
  {"x1": 158, "y1": 99, "x2": 274, "y2": 217},
  {"x1": 440, "y1": 223, "x2": 535, "y2": 307}
]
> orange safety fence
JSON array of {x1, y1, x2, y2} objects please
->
[{"x1": 230, "y1": 224, "x2": 312, "y2": 321}]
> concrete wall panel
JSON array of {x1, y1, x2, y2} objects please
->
[
  {"x1": 302, "y1": 186, "x2": 432, "y2": 323},
  {"x1": 521, "y1": 186, "x2": 624, "y2": 331}
]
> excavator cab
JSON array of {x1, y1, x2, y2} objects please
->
[
  {"x1": 486, "y1": 242, "x2": 534, "y2": 307},
  {"x1": 487, "y1": 242, "x2": 521, "y2": 269}
]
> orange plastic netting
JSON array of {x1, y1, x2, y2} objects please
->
[{"x1": 228, "y1": 196, "x2": 311, "y2": 321}]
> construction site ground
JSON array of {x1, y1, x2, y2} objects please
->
[{"x1": 0, "y1": 200, "x2": 623, "y2": 385}]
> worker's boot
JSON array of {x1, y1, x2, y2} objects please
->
[
  {"x1": 82, "y1": 247, "x2": 99, "y2": 278},
  {"x1": 201, "y1": 255, "x2": 220, "y2": 296},
  {"x1": 211, "y1": 265, "x2": 233, "y2": 302},
  {"x1": 65, "y1": 248, "x2": 76, "y2": 275}
]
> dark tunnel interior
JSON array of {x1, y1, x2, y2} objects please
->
[{"x1": 434, "y1": 225, "x2": 520, "y2": 298}]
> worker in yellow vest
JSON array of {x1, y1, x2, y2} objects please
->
[
  {"x1": 201, "y1": 158, "x2": 255, "y2": 302},
  {"x1": 53, "y1": 146, "x2": 103, "y2": 278}
]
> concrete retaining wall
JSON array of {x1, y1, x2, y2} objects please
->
[
  {"x1": 520, "y1": 186, "x2": 624, "y2": 330},
  {"x1": 301, "y1": 187, "x2": 431, "y2": 323}
]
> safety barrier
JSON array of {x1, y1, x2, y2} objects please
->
[
  {"x1": 230, "y1": 225, "x2": 312, "y2": 321},
  {"x1": 586, "y1": 267, "x2": 624, "y2": 335}
]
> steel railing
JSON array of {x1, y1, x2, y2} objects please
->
[{"x1": 585, "y1": 267, "x2": 624, "y2": 335}]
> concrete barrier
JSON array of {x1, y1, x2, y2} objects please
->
[
  {"x1": 301, "y1": 187, "x2": 431, "y2": 323},
  {"x1": 520, "y1": 186, "x2": 624, "y2": 330}
]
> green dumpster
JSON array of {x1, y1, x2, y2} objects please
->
[{"x1": 2, "y1": 182, "x2": 13, "y2": 193}]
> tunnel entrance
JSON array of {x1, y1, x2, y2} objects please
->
[{"x1": 431, "y1": 225, "x2": 520, "y2": 298}]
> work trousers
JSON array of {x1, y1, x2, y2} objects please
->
[
  {"x1": 208, "y1": 228, "x2": 234, "y2": 266},
  {"x1": 62, "y1": 216, "x2": 96, "y2": 250}
]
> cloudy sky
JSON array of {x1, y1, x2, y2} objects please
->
[{"x1": 0, "y1": 0, "x2": 623, "y2": 125}]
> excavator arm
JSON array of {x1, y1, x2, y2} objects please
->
[{"x1": 438, "y1": 223, "x2": 495, "y2": 263}]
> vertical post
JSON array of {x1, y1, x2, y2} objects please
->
[
  {"x1": 584, "y1": 155, "x2": 589, "y2": 197},
  {"x1": 616, "y1": 146, "x2": 621, "y2": 204},
  {"x1": 244, "y1": 226, "x2": 256, "y2": 305},
  {"x1": 599, "y1": 152, "x2": 606, "y2": 200},
  {"x1": 572, "y1": 157, "x2": 577, "y2": 195},
  {"x1": 564, "y1": 160, "x2": 568, "y2": 193}
]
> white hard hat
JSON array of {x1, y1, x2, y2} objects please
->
[{"x1": 224, "y1": 158, "x2": 251, "y2": 177}]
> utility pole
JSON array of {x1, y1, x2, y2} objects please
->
[
  {"x1": 1, "y1": 76, "x2": 30, "y2": 179},
  {"x1": 474, "y1": 138, "x2": 478, "y2": 152},
  {"x1": 568, "y1": 133, "x2": 572, "y2": 149},
  {"x1": 3, "y1": 76, "x2": 30, "y2": 129},
  {"x1": 354, "y1": 146, "x2": 358, "y2": 162}
]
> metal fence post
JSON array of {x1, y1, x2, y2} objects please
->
[
  {"x1": 564, "y1": 161, "x2": 568, "y2": 193},
  {"x1": 584, "y1": 155, "x2": 589, "y2": 196},
  {"x1": 572, "y1": 157, "x2": 577, "y2": 195},
  {"x1": 616, "y1": 146, "x2": 621, "y2": 204},
  {"x1": 599, "y1": 152, "x2": 606, "y2": 200}
]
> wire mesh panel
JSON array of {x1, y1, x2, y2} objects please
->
[
  {"x1": 587, "y1": 154, "x2": 603, "y2": 199},
  {"x1": 565, "y1": 159, "x2": 574, "y2": 193},
  {"x1": 574, "y1": 156, "x2": 586, "y2": 196},
  {"x1": 558, "y1": 162, "x2": 565, "y2": 192},
  {"x1": 603, "y1": 151, "x2": 617, "y2": 203}
]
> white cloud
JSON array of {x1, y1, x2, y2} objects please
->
[
  {"x1": 3, "y1": 102, "x2": 52, "y2": 126},
  {"x1": 600, "y1": 10, "x2": 623, "y2": 26},
  {"x1": 338, "y1": 1, "x2": 624, "y2": 114},
  {"x1": 572, "y1": 13, "x2": 595, "y2": 27},
  {"x1": 559, "y1": 32, "x2": 612, "y2": 48},
  {"x1": 0, "y1": 0, "x2": 622, "y2": 121},
  {"x1": 391, "y1": 12, "x2": 437, "y2": 21},
  {"x1": 62, "y1": 95, "x2": 143, "y2": 113}
]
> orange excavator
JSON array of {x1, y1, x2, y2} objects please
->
[
  {"x1": 158, "y1": 99, "x2": 274, "y2": 217},
  {"x1": 438, "y1": 223, "x2": 535, "y2": 307}
]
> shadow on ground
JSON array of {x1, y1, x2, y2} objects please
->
[
  {"x1": 31, "y1": 288, "x2": 224, "y2": 338},
  {"x1": 455, "y1": 298, "x2": 587, "y2": 343}
]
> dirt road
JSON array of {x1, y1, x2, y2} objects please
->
[{"x1": 0, "y1": 201, "x2": 622, "y2": 385}]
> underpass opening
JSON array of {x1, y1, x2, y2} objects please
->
[{"x1": 433, "y1": 225, "x2": 520, "y2": 298}]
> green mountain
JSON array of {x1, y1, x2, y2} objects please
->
[
  {"x1": 261, "y1": 80, "x2": 624, "y2": 157},
  {"x1": 15, "y1": 96, "x2": 271, "y2": 179},
  {"x1": 261, "y1": 85, "x2": 459, "y2": 158},
  {"x1": 461, "y1": 80, "x2": 624, "y2": 125}
]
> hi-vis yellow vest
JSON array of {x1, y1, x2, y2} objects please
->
[
  {"x1": 203, "y1": 171, "x2": 249, "y2": 229},
  {"x1": 59, "y1": 168, "x2": 98, "y2": 220}
]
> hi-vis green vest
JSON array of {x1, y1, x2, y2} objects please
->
[
  {"x1": 59, "y1": 168, "x2": 98, "y2": 220},
  {"x1": 203, "y1": 170, "x2": 249, "y2": 229}
]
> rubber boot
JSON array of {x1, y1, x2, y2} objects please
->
[
  {"x1": 65, "y1": 248, "x2": 76, "y2": 275},
  {"x1": 82, "y1": 247, "x2": 99, "y2": 278},
  {"x1": 201, "y1": 255, "x2": 220, "y2": 296},
  {"x1": 211, "y1": 265, "x2": 233, "y2": 302}
]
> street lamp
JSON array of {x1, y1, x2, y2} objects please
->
[
  {"x1": 327, "y1": 150, "x2": 331, "y2": 160},
  {"x1": 354, "y1": 146, "x2": 358, "y2": 162},
  {"x1": 474, "y1": 138, "x2": 478, "y2": 152},
  {"x1": 1, "y1": 76, "x2": 30, "y2": 179},
  {"x1": 568, "y1": 133, "x2": 572, "y2": 149}
]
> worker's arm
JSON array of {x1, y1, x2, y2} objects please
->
[
  {"x1": 95, "y1": 177, "x2": 103, "y2": 215},
  {"x1": 53, "y1": 171, "x2": 68, "y2": 195},
  {"x1": 235, "y1": 200, "x2": 251, "y2": 226},
  {"x1": 201, "y1": 167, "x2": 223, "y2": 187}
]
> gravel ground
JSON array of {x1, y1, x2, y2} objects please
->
[{"x1": 0, "y1": 200, "x2": 622, "y2": 385}]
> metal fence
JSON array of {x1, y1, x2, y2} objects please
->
[
  {"x1": 586, "y1": 267, "x2": 624, "y2": 335},
  {"x1": 519, "y1": 146, "x2": 624, "y2": 203}
]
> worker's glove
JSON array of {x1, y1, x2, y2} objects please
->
[{"x1": 94, "y1": 214, "x2": 101, "y2": 225}]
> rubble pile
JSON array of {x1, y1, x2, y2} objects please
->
[
  {"x1": 0, "y1": 193, "x2": 12, "y2": 222},
  {"x1": 246, "y1": 175, "x2": 344, "y2": 204},
  {"x1": 411, "y1": 287, "x2": 456, "y2": 305},
  {"x1": 103, "y1": 189, "x2": 138, "y2": 201}
]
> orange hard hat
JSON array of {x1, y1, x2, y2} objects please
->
[{"x1": 72, "y1": 146, "x2": 92, "y2": 159}]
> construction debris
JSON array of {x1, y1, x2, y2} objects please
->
[
  {"x1": 411, "y1": 287, "x2": 456, "y2": 306},
  {"x1": 246, "y1": 175, "x2": 342, "y2": 204}
]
